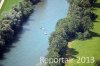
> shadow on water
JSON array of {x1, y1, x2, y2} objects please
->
[
  {"x1": 0, "y1": 64, "x2": 4, "y2": 66},
  {"x1": 0, "y1": 20, "x2": 31, "y2": 61},
  {"x1": 0, "y1": 0, "x2": 47, "y2": 63}
]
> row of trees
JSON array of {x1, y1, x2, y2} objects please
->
[
  {"x1": 0, "y1": 0, "x2": 40, "y2": 54},
  {"x1": 47, "y1": 0, "x2": 97, "y2": 66}
]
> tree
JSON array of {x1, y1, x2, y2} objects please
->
[{"x1": 89, "y1": 0, "x2": 97, "y2": 6}]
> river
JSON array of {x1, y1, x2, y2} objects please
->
[{"x1": 0, "y1": 0, "x2": 68, "y2": 66}]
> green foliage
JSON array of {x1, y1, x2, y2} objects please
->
[
  {"x1": 76, "y1": 31, "x2": 91, "y2": 40},
  {"x1": 47, "y1": 0, "x2": 96, "y2": 66},
  {"x1": 47, "y1": 28, "x2": 68, "y2": 66},
  {"x1": 89, "y1": 0, "x2": 97, "y2": 6},
  {"x1": 65, "y1": 0, "x2": 96, "y2": 40},
  {"x1": 0, "y1": 0, "x2": 40, "y2": 52}
]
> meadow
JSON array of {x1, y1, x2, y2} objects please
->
[
  {"x1": 0, "y1": 0, "x2": 21, "y2": 18},
  {"x1": 67, "y1": 0, "x2": 100, "y2": 66}
]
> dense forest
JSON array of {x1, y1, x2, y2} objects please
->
[
  {"x1": 47, "y1": 0, "x2": 97, "y2": 66},
  {"x1": 0, "y1": 0, "x2": 40, "y2": 58}
]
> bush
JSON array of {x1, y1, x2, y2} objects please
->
[
  {"x1": 76, "y1": 31, "x2": 91, "y2": 40},
  {"x1": 90, "y1": 12, "x2": 97, "y2": 21},
  {"x1": 0, "y1": 0, "x2": 40, "y2": 54}
]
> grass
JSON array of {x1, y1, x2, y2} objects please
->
[
  {"x1": 0, "y1": 0, "x2": 22, "y2": 18},
  {"x1": 66, "y1": 0, "x2": 100, "y2": 66}
]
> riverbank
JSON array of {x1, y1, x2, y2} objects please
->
[
  {"x1": 0, "y1": 0, "x2": 40, "y2": 60},
  {"x1": 0, "y1": 0, "x2": 22, "y2": 18},
  {"x1": 47, "y1": 0, "x2": 97, "y2": 66},
  {"x1": 0, "y1": 0, "x2": 68, "y2": 66}
]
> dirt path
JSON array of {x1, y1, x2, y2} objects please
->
[
  {"x1": 68, "y1": 41, "x2": 73, "y2": 48},
  {"x1": 67, "y1": 41, "x2": 74, "y2": 63},
  {"x1": 0, "y1": 0, "x2": 4, "y2": 9}
]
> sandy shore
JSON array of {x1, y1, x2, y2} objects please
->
[{"x1": 68, "y1": 41, "x2": 74, "y2": 48}]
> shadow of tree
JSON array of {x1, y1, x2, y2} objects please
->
[
  {"x1": 93, "y1": 3, "x2": 100, "y2": 8},
  {"x1": 94, "y1": 60, "x2": 100, "y2": 66},
  {"x1": 58, "y1": 47, "x2": 79, "y2": 66},
  {"x1": 91, "y1": 8, "x2": 97, "y2": 10},
  {"x1": 0, "y1": 36, "x2": 20, "y2": 60},
  {"x1": 93, "y1": 21, "x2": 99, "y2": 22},
  {"x1": 90, "y1": 31, "x2": 100, "y2": 38},
  {"x1": 66, "y1": 48, "x2": 79, "y2": 59},
  {"x1": 0, "y1": 51, "x2": 5, "y2": 60},
  {"x1": 0, "y1": 26, "x2": 26, "y2": 60},
  {"x1": 0, "y1": 45, "x2": 13, "y2": 60}
]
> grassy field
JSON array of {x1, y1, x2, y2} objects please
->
[
  {"x1": 0, "y1": 0, "x2": 21, "y2": 18},
  {"x1": 66, "y1": 0, "x2": 100, "y2": 66}
]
